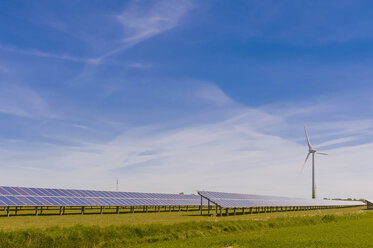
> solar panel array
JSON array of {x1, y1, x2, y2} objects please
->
[
  {"x1": 367, "y1": 200, "x2": 373, "y2": 209},
  {"x1": 0, "y1": 186, "x2": 203, "y2": 207},
  {"x1": 198, "y1": 191, "x2": 365, "y2": 208}
]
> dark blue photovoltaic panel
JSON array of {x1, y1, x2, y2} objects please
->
[
  {"x1": 85, "y1": 198, "x2": 98, "y2": 206},
  {"x1": 111, "y1": 192, "x2": 122, "y2": 198},
  {"x1": 0, "y1": 196, "x2": 17, "y2": 206},
  {"x1": 127, "y1": 199, "x2": 137, "y2": 205},
  {"x1": 56, "y1": 190, "x2": 66, "y2": 196},
  {"x1": 108, "y1": 198, "x2": 119, "y2": 205},
  {"x1": 115, "y1": 199, "x2": 125, "y2": 205},
  {"x1": 37, "y1": 188, "x2": 52, "y2": 196},
  {"x1": 95, "y1": 198, "x2": 107, "y2": 206},
  {"x1": 75, "y1": 190, "x2": 88, "y2": 197},
  {"x1": 89, "y1": 191, "x2": 100, "y2": 197},
  {"x1": 2, "y1": 187, "x2": 19, "y2": 195},
  {"x1": 36, "y1": 197, "x2": 54, "y2": 205},
  {"x1": 97, "y1": 198, "x2": 110, "y2": 206},
  {"x1": 49, "y1": 197, "x2": 66, "y2": 205},
  {"x1": 77, "y1": 197, "x2": 90, "y2": 206},
  {"x1": 51, "y1": 189, "x2": 64, "y2": 196},
  {"x1": 11, "y1": 187, "x2": 28, "y2": 196},
  {"x1": 86, "y1": 191, "x2": 97, "y2": 198},
  {"x1": 79, "y1": 197, "x2": 92, "y2": 205},
  {"x1": 44, "y1": 197, "x2": 60, "y2": 206},
  {"x1": 66, "y1": 197, "x2": 80, "y2": 205},
  {"x1": 42, "y1": 189, "x2": 56, "y2": 196},
  {"x1": 94, "y1": 191, "x2": 107, "y2": 197},
  {"x1": 0, "y1": 187, "x2": 10, "y2": 195},
  {"x1": 107, "y1": 191, "x2": 118, "y2": 198},
  {"x1": 84, "y1": 191, "x2": 95, "y2": 197},
  {"x1": 29, "y1": 188, "x2": 45, "y2": 196},
  {"x1": 26, "y1": 197, "x2": 44, "y2": 205},
  {"x1": 65, "y1": 190, "x2": 78, "y2": 197},
  {"x1": 16, "y1": 196, "x2": 36, "y2": 206},
  {"x1": 21, "y1": 188, "x2": 35, "y2": 196},
  {"x1": 90, "y1": 197, "x2": 103, "y2": 205},
  {"x1": 58, "y1": 197, "x2": 74, "y2": 206},
  {"x1": 5, "y1": 196, "x2": 25, "y2": 206},
  {"x1": 94, "y1": 198, "x2": 106, "y2": 206}
]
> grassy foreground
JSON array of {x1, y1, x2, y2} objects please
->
[
  {"x1": 0, "y1": 207, "x2": 371, "y2": 247},
  {"x1": 0, "y1": 206, "x2": 364, "y2": 230}
]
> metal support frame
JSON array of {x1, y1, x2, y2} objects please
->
[
  {"x1": 200, "y1": 196, "x2": 203, "y2": 216},
  {"x1": 81, "y1": 206, "x2": 85, "y2": 215},
  {"x1": 116, "y1": 206, "x2": 120, "y2": 214},
  {"x1": 35, "y1": 207, "x2": 38, "y2": 216}
]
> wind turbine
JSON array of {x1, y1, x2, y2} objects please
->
[{"x1": 302, "y1": 125, "x2": 328, "y2": 199}]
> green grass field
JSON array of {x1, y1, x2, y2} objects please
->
[{"x1": 0, "y1": 206, "x2": 371, "y2": 247}]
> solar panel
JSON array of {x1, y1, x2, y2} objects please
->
[
  {"x1": 1, "y1": 196, "x2": 17, "y2": 206},
  {"x1": 0, "y1": 187, "x2": 9, "y2": 195},
  {"x1": 198, "y1": 191, "x2": 365, "y2": 208},
  {"x1": 0, "y1": 186, "x2": 205, "y2": 208}
]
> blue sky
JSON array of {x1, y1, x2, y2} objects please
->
[{"x1": 1, "y1": 0, "x2": 373, "y2": 199}]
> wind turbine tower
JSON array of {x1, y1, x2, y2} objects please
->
[{"x1": 302, "y1": 125, "x2": 328, "y2": 199}]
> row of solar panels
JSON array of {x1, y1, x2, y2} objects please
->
[
  {"x1": 198, "y1": 191, "x2": 365, "y2": 208},
  {"x1": 0, "y1": 186, "x2": 204, "y2": 207},
  {"x1": 0, "y1": 196, "x2": 201, "y2": 207},
  {"x1": 0, "y1": 186, "x2": 197, "y2": 199}
]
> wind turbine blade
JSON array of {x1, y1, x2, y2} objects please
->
[
  {"x1": 304, "y1": 125, "x2": 312, "y2": 149},
  {"x1": 301, "y1": 152, "x2": 311, "y2": 172},
  {"x1": 316, "y1": 152, "x2": 328, "y2": 155}
]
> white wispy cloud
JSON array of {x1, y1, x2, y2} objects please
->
[
  {"x1": 0, "y1": 0, "x2": 193, "y2": 65},
  {"x1": 0, "y1": 83, "x2": 52, "y2": 118},
  {"x1": 97, "y1": 0, "x2": 194, "y2": 61},
  {"x1": 316, "y1": 136, "x2": 358, "y2": 148},
  {"x1": 0, "y1": 44, "x2": 99, "y2": 64},
  {"x1": 194, "y1": 84, "x2": 234, "y2": 105}
]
